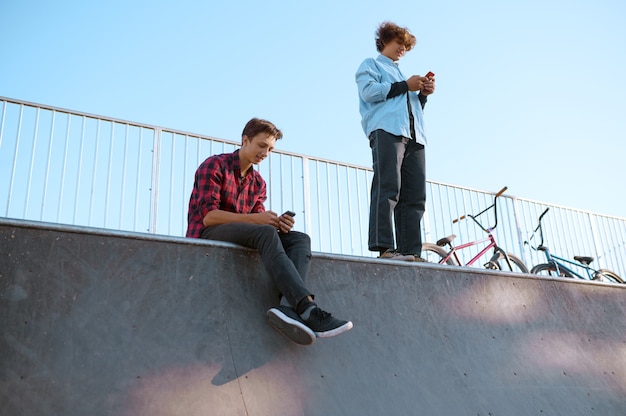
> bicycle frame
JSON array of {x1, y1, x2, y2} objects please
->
[
  {"x1": 539, "y1": 250, "x2": 597, "y2": 281},
  {"x1": 439, "y1": 234, "x2": 498, "y2": 267}
]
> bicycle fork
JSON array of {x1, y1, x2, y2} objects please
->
[{"x1": 484, "y1": 256, "x2": 499, "y2": 270}]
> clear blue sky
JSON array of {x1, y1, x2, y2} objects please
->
[{"x1": 2, "y1": 0, "x2": 625, "y2": 218}]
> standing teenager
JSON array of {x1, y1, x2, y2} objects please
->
[{"x1": 355, "y1": 21, "x2": 436, "y2": 261}]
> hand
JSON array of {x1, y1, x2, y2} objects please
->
[
  {"x1": 277, "y1": 212, "x2": 295, "y2": 233},
  {"x1": 421, "y1": 76, "x2": 435, "y2": 96},
  {"x1": 256, "y1": 211, "x2": 280, "y2": 228},
  {"x1": 406, "y1": 75, "x2": 425, "y2": 91}
]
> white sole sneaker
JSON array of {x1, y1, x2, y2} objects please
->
[
  {"x1": 315, "y1": 320, "x2": 353, "y2": 338},
  {"x1": 267, "y1": 307, "x2": 316, "y2": 346}
]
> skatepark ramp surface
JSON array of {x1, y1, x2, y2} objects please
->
[{"x1": 1, "y1": 218, "x2": 625, "y2": 415}]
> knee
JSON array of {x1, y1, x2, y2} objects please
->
[
  {"x1": 290, "y1": 231, "x2": 311, "y2": 246},
  {"x1": 257, "y1": 224, "x2": 280, "y2": 241}
]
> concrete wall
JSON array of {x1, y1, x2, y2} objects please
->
[{"x1": 1, "y1": 218, "x2": 625, "y2": 415}]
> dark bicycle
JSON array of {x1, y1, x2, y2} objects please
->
[
  {"x1": 525, "y1": 207, "x2": 624, "y2": 284},
  {"x1": 422, "y1": 186, "x2": 528, "y2": 273}
]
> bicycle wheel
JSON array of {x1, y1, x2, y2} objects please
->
[
  {"x1": 530, "y1": 263, "x2": 574, "y2": 278},
  {"x1": 491, "y1": 251, "x2": 529, "y2": 274},
  {"x1": 593, "y1": 269, "x2": 625, "y2": 284},
  {"x1": 421, "y1": 243, "x2": 457, "y2": 265}
]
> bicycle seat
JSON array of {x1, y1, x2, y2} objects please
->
[
  {"x1": 436, "y1": 234, "x2": 456, "y2": 246},
  {"x1": 574, "y1": 256, "x2": 594, "y2": 265}
]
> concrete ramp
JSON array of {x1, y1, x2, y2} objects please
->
[{"x1": 1, "y1": 218, "x2": 625, "y2": 415}]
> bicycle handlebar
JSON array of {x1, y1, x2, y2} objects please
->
[
  {"x1": 526, "y1": 207, "x2": 550, "y2": 247},
  {"x1": 532, "y1": 207, "x2": 550, "y2": 233},
  {"x1": 451, "y1": 186, "x2": 507, "y2": 232},
  {"x1": 495, "y1": 186, "x2": 508, "y2": 197}
]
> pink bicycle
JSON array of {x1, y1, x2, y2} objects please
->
[{"x1": 422, "y1": 186, "x2": 529, "y2": 273}]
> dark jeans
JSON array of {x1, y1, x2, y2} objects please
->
[
  {"x1": 200, "y1": 223, "x2": 313, "y2": 308},
  {"x1": 368, "y1": 129, "x2": 426, "y2": 255}
]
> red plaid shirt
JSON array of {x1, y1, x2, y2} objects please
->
[{"x1": 186, "y1": 150, "x2": 266, "y2": 238}]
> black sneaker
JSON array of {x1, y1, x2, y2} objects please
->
[
  {"x1": 303, "y1": 307, "x2": 353, "y2": 338},
  {"x1": 267, "y1": 306, "x2": 316, "y2": 346}
]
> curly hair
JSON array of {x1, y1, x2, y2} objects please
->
[
  {"x1": 375, "y1": 21, "x2": 416, "y2": 53},
  {"x1": 241, "y1": 118, "x2": 283, "y2": 142}
]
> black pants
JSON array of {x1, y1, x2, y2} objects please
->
[
  {"x1": 368, "y1": 129, "x2": 426, "y2": 255},
  {"x1": 201, "y1": 223, "x2": 313, "y2": 308}
]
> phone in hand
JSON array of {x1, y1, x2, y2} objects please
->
[
  {"x1": 425, "y1": 71, "x2": 435, "y2": 78},
  {"x1": 278, "y1": 210, "x2": 296, "y2": 233}
]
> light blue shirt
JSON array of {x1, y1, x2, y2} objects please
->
[{"x1": 356, "y1": 54, "x2": 427, "y2": 145}]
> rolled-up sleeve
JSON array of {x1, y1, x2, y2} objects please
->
[{"x1": 356, "y1": 58, "x2": 391, "y2": 103}]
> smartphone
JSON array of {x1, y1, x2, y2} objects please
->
[
  {"x1": 282, "y1": 210, "x2": 296, "y2": 217},
  {"x1": 425, "y1": 71, "x2": 435, "y2": 78}
]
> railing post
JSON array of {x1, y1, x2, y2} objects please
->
[
  {"x1": 149, "y1": 127, "x2": 161, "y2": 234},
  {"x1": 510, "y1": 195, "x2": 527, "y2": 264},
  {"x1": 587, "y1": 212, "x2": 603, "y2": 264},
  {"x1": 6, "y1": 104, "x2": 23, "y2": 216},
  {"x1": 302, "y1": 155, "x2": 311, "y2": 235}
]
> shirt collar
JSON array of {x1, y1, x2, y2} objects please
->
[
  {"x1": 233, "y1": 149, "x2": 254, "y2": 179},
  {"x1": 377, "y1": 54, "x2": 399, "y2": 66}
]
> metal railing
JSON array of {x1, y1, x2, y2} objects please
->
[{"x1": 1, "y1": 96, "x2": 624, "y2": 277}]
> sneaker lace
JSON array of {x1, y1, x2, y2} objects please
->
[{"x1": 313, "y1": 308, "x2": 331, "y2": 320}]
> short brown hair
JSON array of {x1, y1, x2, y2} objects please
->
[
  {"x1": 375, "y1": 21, "x2": 416, "y2": 53},
  {"x1": 241, "y1": 118, "x2": 283, "y2": 141}
]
